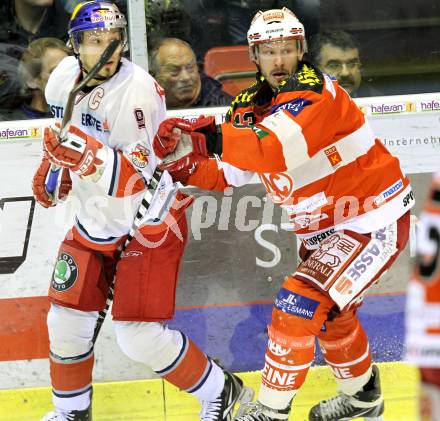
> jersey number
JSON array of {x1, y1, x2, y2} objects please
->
[{"x1": 233, "y1": 111, "x2": 256, "y2": 126}]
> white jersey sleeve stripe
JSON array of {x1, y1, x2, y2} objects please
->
[
  {"x1": 290, "y1": 122, "x2": 376, "y2": 191},
  {"x1": 260, "y1": 110, "x2": 309, "y2": 170},
  {"x1": 219, "y1": 159, "x2": 255, "y2": 187}
]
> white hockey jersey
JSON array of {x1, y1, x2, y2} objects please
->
[{"x1": 46, "y1": 56, "x2": 183, "y2": 249}]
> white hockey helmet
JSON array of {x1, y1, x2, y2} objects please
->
[{"x1": 247, "y1": 7, "x2": 307, "y2": 60}]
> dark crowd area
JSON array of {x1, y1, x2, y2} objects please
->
[{"x1": 0, "y1": 0, "x2": 439, "y2": 120}]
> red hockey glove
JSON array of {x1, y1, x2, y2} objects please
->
[
  {"x1": 32, "y1": 152, "x2": 72, "y2": 208},
  {"x1": 44, "y1": 124, "x2": 107, "y2": 178},
  {"x1": 153, "y1": 116, "x2": 216, "y2": 158},
  {"x1": 153, "y1": 117, "x2": 210, "y2": 183},
  {"x1": 153, "y1": 118, "x2": 190, "y2": 158},
  {"x1": 192, "y1": 115, "x2": 217, "y2": 135}
]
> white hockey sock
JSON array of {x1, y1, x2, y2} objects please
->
[
  {"x1": 191, "y1": 360, "x2": 225, "y2": 402},
  {"x1": 336, "y1": 366, "x2": 372, "y2": 396},
  {"x1": 52, "y1": 385, "x2": 91, "y2": 411},
  {"x1": 258, "y1": 383, "x2": 297, "y2": 410}
]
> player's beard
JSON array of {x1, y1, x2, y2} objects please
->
[{"x1": 83, "y1": 59, "x2": 120, "y2": 85}]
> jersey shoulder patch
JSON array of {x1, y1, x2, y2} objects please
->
[{"x1": 277, "y1": 62, "x2": 324, "y2": 95}]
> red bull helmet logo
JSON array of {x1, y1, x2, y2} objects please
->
[{"x1": 90, "y1": 9, "x2": 115, "y2": 24}]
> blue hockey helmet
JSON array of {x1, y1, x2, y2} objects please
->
[{"x1": 68, "y1": 1, "x2": 128, "y2": 53}]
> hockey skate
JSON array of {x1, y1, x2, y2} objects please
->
[
  {"x1": 199, "y1": 371, "x2": 254, "y2": 421},
  {"x1": 39, "y1": 406, "x2": 92, "y2": 421},
  {"x1": 308, "y1": 365, "x2": 384, "y2": 421},
  {"x1": 233, "y1": 401, "x2": 291, "y2": 420}
]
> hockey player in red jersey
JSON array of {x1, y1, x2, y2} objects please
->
[
  {"x1": 152, "y1": 7, "x2": 415, "y2": 421},
  {"x1": 406, "y1": 172, "x2": 440, "y2": 421},
  {"x1": 31, "y1": 2, "x2": 252, "y2": 420}
]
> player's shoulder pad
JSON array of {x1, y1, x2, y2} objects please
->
[
  {"x1": 118, "y1": 58, "x2": 165, "y2": 103},
  {"x1": 121, "y1": 58, "x2": 155, "y2": 90},
  {"x1": 225, "y1": 75, "x2": 264, "y2": 122},
  {"x1": 277, "y1": 61, "x2": 324, "y2": 95}
]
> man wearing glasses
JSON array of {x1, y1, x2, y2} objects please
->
[{"x1": 309, "y1": 30, "x2": 380, "y2": 98}]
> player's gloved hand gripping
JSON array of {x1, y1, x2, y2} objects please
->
[
  {"x1": 153, "y1": 116, "x2": 221, "y2": 183},
  {"x1": 32, "y1": 151, "x2": 72, "y2": 208},
  {"x1": 44, "y1": 124, "x2": 108, "y2": 179}
]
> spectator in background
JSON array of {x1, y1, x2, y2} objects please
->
[
  {"x1": 309, "y1": 30, "x2": 381, "y2": 97},
  {"x1": 59, "y1": 0, "x2": 126, "y2": 14},
  {"x1": 221, "y1": 0, "x2": 319, "y2": 46},
  {"x1": 149, "y1": 38, "x2": 233, "y2": 109},
  {"x1": 145, "y1": 1, "x2": 319, "y2": 63},
  {"x1": 0, "y1": 44, "x2": 25, "y2": 119},
  {"x1": 0, "y1": 1, "x2": 69, "y2": 46},
  {"x1": 0, "y1": 0, "x2": 69, "y2": 115},
  {"x1": 145, "y1": 0, "x2": 192, "y2": 51},
  {"x1": 17, "y1": 37, "x2": 70, "y2": 119}
]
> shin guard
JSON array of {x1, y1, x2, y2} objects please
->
[{"x1": 318, "y1": 313, "x2": 372, "y2": 394}]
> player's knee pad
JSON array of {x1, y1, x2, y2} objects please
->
[
  {"x1": 113, "y1": 321, "x2": 183, "y2": 370},
  {"x1": 47, "y1": 304, "x2": 97, "y2": 358},
  {"x1": 318, "y1": 311, "x2": 371, "y2": 391},
  {"x1": 112, "y1": 216, "x2": 188, "y2": 322},
  {"x1": 271, "y1": 275, "x2": 335, "y2": 337}
]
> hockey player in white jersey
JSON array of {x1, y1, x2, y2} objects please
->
[{"x1": 31, "y1": 2, "x2": 252, "y2": 420}]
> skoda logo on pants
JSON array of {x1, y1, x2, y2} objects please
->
[{"x1": 52, "y1": 253, "x2": 78, "y2": 291}]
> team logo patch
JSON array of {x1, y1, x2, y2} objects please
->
[
  {"x1": 259, "y1": 172, "x2": 294, "y2": 204},
  {"x1": 51, "y1": 253, "x2": 78, "y2": 292},
  {"x1": 134, "y1": 108, "x2": 146, "y2": 129},
  {"x1": 296, "y1": 64, "x2": 321, "y2": 87},
  {"x1": 90, "y1": 9, "x2": 115, "y2": 23},
  {"x1": 274, "y1": 288, "x2": 320, "y2": 320},
  {"x1": 325, "y1": 146, "x2": 342, "y2": 167},
  {"x1": 263, "y1": 11, "x2": 284, "y2": 21},
  {"x1": 271, "y1": 98, "x2": 312, "y2": 117},
  {"x1": 131, "y1": 144, "x2": 149, "y2": 168}
]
